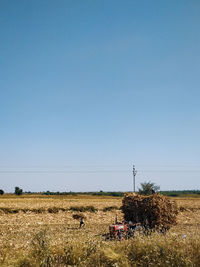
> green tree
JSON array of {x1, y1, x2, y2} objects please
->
[
  {"x1": 0, "y1": 189, "x2": 4, "y2": 195},
  {"x1": 138, "y1": 181, "x2": 160, "y2": 195},
  {"x1": 15, "y1": 186, "x2": 23, "y2": 196}
]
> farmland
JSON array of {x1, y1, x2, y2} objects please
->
[{"x1": 0, "y1": 194, "x2": 200, "y2": 266}]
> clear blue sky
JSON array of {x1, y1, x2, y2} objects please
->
[{"x1": 0, "y1": 0, "x2": 200, "y2": 192}]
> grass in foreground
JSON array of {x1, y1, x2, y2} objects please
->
[{"x1": 2, "y1": 230, "x2": 200, "y2": 267}]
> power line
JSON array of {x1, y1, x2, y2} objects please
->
[
  {"x1": 0, "y1": 170, "x2": 129, "y2": 174},
  {"x1": 1, "y1": 164, "x2": 200, "y2": 167},
  {"x1": 0, "y1": 169, "x2": 200, "y2": 174}
]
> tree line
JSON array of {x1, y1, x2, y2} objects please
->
[
  {"x1": 0, "y1": 187, "x2": 23, "y2": 196},
  {"x1": 0, "y1": 182, "x2": 200, "y2": 197}
]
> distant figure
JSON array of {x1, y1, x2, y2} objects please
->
[
  {"x1": 80, "y1": 216, "x2": 85, "y2": 228},
  {"x1": 152, "y1": 189, "x2": 155, "y2": 194},
  {"x1": 115, "y1": 215, "x2": 118, "y2": 224}
]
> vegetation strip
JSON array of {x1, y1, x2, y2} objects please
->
[
  {"x1": 0, "y1": 205, "x2": 121, "y2": 214},
  {"x1": 1, "y1": 205, "x2": 199, "y2": 214}
]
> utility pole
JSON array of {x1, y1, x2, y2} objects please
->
[{"x1": 133, "y1": 165, "x2": 137, "y2": 192}]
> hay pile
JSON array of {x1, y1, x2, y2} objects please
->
[
  {"x1": 72, "y1": 214, "x2": 86, "y2": 220},
  {"x1": 121, "y1": 193, "x2": 178, "y2": 232}
]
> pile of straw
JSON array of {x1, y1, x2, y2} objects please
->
[
  {"x1": 72, "y1": 213, "x2": 86, "y2": 220},
  {"x1": 121, "y1": 193, "x2": 178, "y2": 232}
]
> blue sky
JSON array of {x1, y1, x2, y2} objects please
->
[{"x1": 0, "y1": 0, "x2": 200, "y2": 192}]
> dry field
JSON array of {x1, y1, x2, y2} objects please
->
[{"x1": 0, "y1": 194, "x2": 200, "y2": 266}]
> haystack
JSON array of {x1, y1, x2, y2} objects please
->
[
  {"x1": 72, "y1": 213, "x2": 86, "y2": 220},
  {"x1": 121, "y1": 193, "x2": 178, "y2": 232}
]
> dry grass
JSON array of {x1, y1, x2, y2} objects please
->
[{"x1": 0, "y1": 194, "x2": 200, "y2": 266}]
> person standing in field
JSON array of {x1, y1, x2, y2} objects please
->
[
  {"x1": 151, "y1": 189, "x2": 155, "y2": 194},
  {"x1": 80, "y1": 216, "x2": 85, "y2": 228}
]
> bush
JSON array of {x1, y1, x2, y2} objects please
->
[
  {"x1": 0, "y1": 189, "x2": 4, "y2": 195},
  {"x1": 15, "y1": 186, "x2": 23, "y2": 196}
]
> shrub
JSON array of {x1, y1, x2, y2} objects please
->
[
  {"x1": 0, "y1": 189, "x2": 4, "y2": 195},
  {"x1": 15, "y1": 186, "x2": 23, "y2": 196}
]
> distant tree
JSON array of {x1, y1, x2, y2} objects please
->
[
  {"x1": 138, "y1": 181, "x2": 160, "y2": 195},
  {"x1": 0, "y1": 189, "x2": 4, "y2": 195},
  {"x1": 15, "y1": 186, "x2": 23, "y2": 196}
]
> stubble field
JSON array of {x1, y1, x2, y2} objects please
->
[{"x1": 0, "y1": 194, "x2": 200, "y2": 266}]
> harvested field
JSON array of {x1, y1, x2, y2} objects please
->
[{"x1": 0, "y1": 194, "x2": 200, "y2": 266}]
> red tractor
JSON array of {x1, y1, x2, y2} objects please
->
[
  {"x1": 109, "y1": 223, "x2": 127, "y2": 240},
  {"x1": 108, "y1": 221, "x2": 141, "y2": 240}
]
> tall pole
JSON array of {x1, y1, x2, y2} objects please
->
[{"x1": 133, "y1": 165, "x2": 137, "y2": 192}]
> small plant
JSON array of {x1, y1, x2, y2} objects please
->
[{"x1": 15, "y1": 186, "x2": 23, "y2": 196}]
